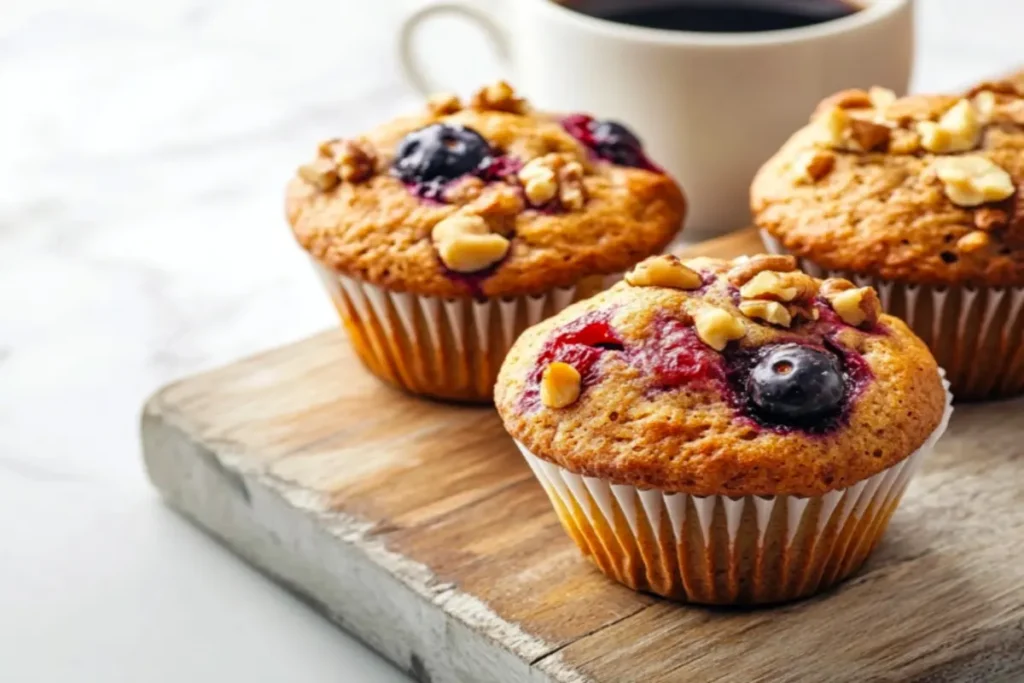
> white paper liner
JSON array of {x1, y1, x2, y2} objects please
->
[
  {"x1": 516, "y1": 372, "x2": 952, "y2": 605},
  {"x1": 761, "y1": 230, "x2": 1024, "y2": 400},
  {"x1": 312, "y1": 261, "x2": 618, "y2": 402}
]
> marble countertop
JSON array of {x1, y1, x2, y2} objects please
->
[{"x1": 0, "y1": 1, "x2": 1020, "y2": 681}]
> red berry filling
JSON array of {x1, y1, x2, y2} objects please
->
[
  {"x1": 632, "y1": 315, "x2": 726, "y2": 391},
  {"x1": 518, "y1": 310, "x2": 624, "y2": 411}
]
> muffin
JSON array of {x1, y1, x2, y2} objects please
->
[
  {"x1": 495, "y1": 254, "x2": 951, "y2": 605},
  {"x1": 752, "y1": 84, "x2": 1024, "y2": 400},
  {"x1": 286, "y1": 81, "x2": 686, "y2": 402}
]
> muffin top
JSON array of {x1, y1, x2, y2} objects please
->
[
  {"x1": 751, "y1": 83, "x2": 1024, "y2": 287},
  {"x1": 286, "y1": 81, "x2": 686, "y2": 299},
  {"x1": 495, "y1": 255, "x2": 947, "y2": 497}
]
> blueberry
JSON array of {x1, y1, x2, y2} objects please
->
[
  {"x1": 747, "y1": 344, "x2": 845, "y2": 425},
  {"x1": 392, "y1": 123, "x2": 493, "y2": 185},
  {"x1": 591, "y1": 120, "x2": 645, "y2": 167}
]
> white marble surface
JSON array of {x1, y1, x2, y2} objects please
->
[{"x1": 0, "y1": 1, "x2": 1020, "y2": 681}]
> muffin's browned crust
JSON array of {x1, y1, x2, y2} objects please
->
[
  {"x1": 752, "y1": 86, "x2": 1024, "y2": 287},
  {"x1": 495, "y1": 256, "x2": 946, "y2": 498},
  {"x1": 286, "y1": 83, "x2": 686, "y2": 299}
]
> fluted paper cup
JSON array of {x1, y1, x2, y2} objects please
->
[
  {"x1": 761, "y1": 230, "x2": 1024, "y2": 401},
  {"x1": 313, "y1": 262, "x2": 618, "y2": 402},
  {"x1": 515, "y1": 373, "x2": 952, "y2": 605}
]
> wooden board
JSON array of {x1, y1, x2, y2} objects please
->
[{"x1": 142, "y1": 227, "x2": 1024, "y2": 683}]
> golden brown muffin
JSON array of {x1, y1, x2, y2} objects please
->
[
  {"x1": 496, "y1": 255, "x2": 950, "y2": 604},
  {"x1": 751, "y1": 86, "x2": 1024, "y2": 288},
  {"x1": 496, "y1": 255, "x2": 946, "y2": 497},
  {"x1": 287, "y1": 81, "x2": 686, "y2": 299},
  {"x1": 286, "y1": 82, "x2": 686, "y2": 403}
]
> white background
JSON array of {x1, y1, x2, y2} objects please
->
[{"x1": 0, "y1": 1, "x2": 1020, "y2": 681}]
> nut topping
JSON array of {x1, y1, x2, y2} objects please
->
[
  {"x1": 431, "y1": 214, "x2": 510, "y2": 273},
  {"x1": 792, "y1": 150, "x2": 835, "y2": 183},
  {"x1": 917, "y1": 98, "x2": 981, "y2": 154},
  {"x1": 334, "y1": 139, "x2": 376, "y2": 182},
  {"x1": 470, "y1": 80, "x2": 527, "y2": 114},
  {"x1": 625, "y1": 255, "x2": 702, "y2": 290},
  {"x1": 974, "y1": 206, "x2": 1009, "y2": 231},
  {"x1": 957, "y1": 231, "x2": 991, "y2": 254},
  {"x1": 868, "y1": 86, "x2": 898, "y2": 110},
  {"x1": 540, "y1": 362, "x2": 582, "y2": 409},
  {"x1": 824, "y1": 286, "x2": 881, "y2": 328},
  {"x1": 518, "y1": 154, "x2": 586, "y2": 210},
  {"x1": 738, "y1": 300, "x2": 793, "y2": 328},
  {"x1": 739, "y1": 270, "x2": 818, "y2": 303},
  {"x1": 297, "y1": 158, "x2": 340, "y2": 191},
  {"x1": 427, "y1": 92, "x2": 462, "y2": 116},
  {"x1": 693, "y1": 307, "x2": 745, "y2": 351},
  {"x1": 726, "y1": 255, "x2": 797, "y2": 286},
  {"x1": 933, "y1": 155, "x2": 1015, "y2": 207},
  {"x1": 816, "y1": 107, "x2": 891, "y2": 152}
]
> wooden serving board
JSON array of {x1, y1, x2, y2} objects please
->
[{"x1": 142, "y1": 228, "x2": 1024, "y2": 683}]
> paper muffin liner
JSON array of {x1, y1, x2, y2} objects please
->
[
  {"x1": 312, "y1": 262, "x2": 618, "y2": 402},
  {"x1": 515, "y1": 373, "x2": 952, "y2": 605},
  {"x1": 761, "y1": 230, "x2": 1024, "y2": 401}
]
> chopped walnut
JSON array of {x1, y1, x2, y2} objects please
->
[
  {"x1": 974, "y1": 207, "x2": 1009, "y2": 231},
  {"x1": 815, "y1": 89, "x2": 873, "y2": 115},
  {"x1": 965, "y1": 80, "x2": 1022, "y2": 98},
  {"x1": 792, "y1": 150, "x2": 835, "y2": 183},
  {"x1": 739, "y1": 270, "x2": 818, "y2": 303},
  {"x1": 470, "y1": 80, "x2": 527, "y2": 114},
  {"x1": 726, "y1": 255, "x2": 797, "y2": 286},
  {"x1": 869, "y1": 86, "x2": 898, "y2": 110},
  {"x1": 518, "y1": 154, "x2": 586, "y2": 210},
  {"x1": 298, "y1": 158, "x2": 340, "y2": 191},
  {"x1": 431, "y1": 214, "x2": 510, "y2": 273},
  {"x1": 693, "y1": 307, "x2": 745, "y2": 351},
  {"x1": 334, "y1": 139, "x2": 376, "y2": 182},
  {"x1": 972, "y1": 91, "x2": 997, "y2": 124},
  {"x1": 625, "y1": 255, "x2": 702, "y2": 290},
  {"x1": 917, "y1": 99, "x2": 981, "y2": 154},
  {"x1": 540, "y1": 362, "x2": 582, "y2": 409},
  {"x1": 738, "y1": 300, "x2": 792, "y2": 328},
  {"x1": 957, "y1": 231, "x2": 991, "y2": 253},
  {"x1": 933, "y1": 155, "x2": 1015, "y2": 207},
  {"x1": 427, "y1": 92, "x2": 462, "y2": 116},
  {"x1": 819, "y1": 278, "x2": 856, "y2": 297},
  {"x1": 471, "y1": 184, "x2": 524, "y2": 217},
  {"x1": 824, "y1": 286, "x2": 881, "y2": 328},
  {"x1": 815, "y1": 107, "x2": 890, "y2": 152}
]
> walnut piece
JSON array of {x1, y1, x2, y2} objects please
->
[
  {"x1": 738, "y1": 300, "x2": 793, "y2": 328},
  {"x1": 431, "y1": 214, "x2": 510, "y2": 273},
  {"x1": 917, "y1": 99, "x2": 981, "y2": 154},
  {"x1": 819, "y1": 277, "x2": 856, "y2": 297},
  {"x1": 974, "y1": 207, "x2": 1009, "y2": 231},
  {"x1": 869, "y1": 86, "x2": 898, "y2": 110},
  {"x1": 472, "y1": 184, "x2": 524, "y2": 217},
  {"x1": 957, "y1": 231, "x2": 991, "y2": 253},
  {"x1": 933, "y1": 155, "x2": 1015, "y2": 207},
  {"x1": 816, "y1": 89, "x2": 873, "y2": 114},
  {"x1": 540, "y1": 362, "x2": 581, "y2": 409},
  {"x1": 298, "y1": 158, "x2": 340, "y2": 191},
  {"x1": 625, "y1": 255, "x2": 702, "y2": 290},
  {"x1": 518, "y1": 154, "x2": 586, "y2": 210},
  {"x1": 792, "y1": 150, "x2": 835, "y2": 183},
  {"x1": 739, "y1": 270, "x2": 818, "y2": 303},
  {"x1": 815, "y1": 107, "x2": 890, "y2": 152},
  {"x1": 972, "y1": 91, "x2": 997, "y2": 124},
  {"x1": 825, "y1": 286, "x2": 881, "y2": 328},
  {"x1": 334, "y1": 139, "x2": 376, "y2": 182},
  {"x1": 726, "y1": 255, "x2": 797, "y2": 286},
  {"x1": 444, "y1": 176, "x2": 486, "y2": 204},
  {"x1": 470, "y1": 80, "x2": 527, "y2": 114},
  {"x1": 693, "y1": 307, "x2": 745, "y2": 351},
  {"x1": 888, "y1": 128, "x2": 922, "y2": 154},
  {"x1": 427, "y1": 92, "x2": 462, "y2": 116}
]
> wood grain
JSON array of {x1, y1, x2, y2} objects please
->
[{"x1": 142, "y1": 227, "x2": 1024, "y2": 683}]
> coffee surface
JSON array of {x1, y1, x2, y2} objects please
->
[{"x1": 570, "y1": 0, "x2": 861, "y2": 33}]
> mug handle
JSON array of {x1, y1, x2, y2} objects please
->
[{"x1": 399, "y1": 1, "x2": 512, "y2": 96}]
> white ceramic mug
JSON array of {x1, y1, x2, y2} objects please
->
[{"x1": 399, "y1": 0, "x2": 914, "y2": 240}]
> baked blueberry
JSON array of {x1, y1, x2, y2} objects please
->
[
  {"x1": 748, "y1": 344, "x2": 845, "y2": 424},
  {"x1": 392, "y1": 123, "x2": 493, "y2": 185},
  {"x1": 591, "y1": 120, "x2": 645, "y2": 167}
]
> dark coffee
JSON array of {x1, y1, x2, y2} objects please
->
[{"x1": 568, "y1": 0, "x2": 862, "y2": 33}]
